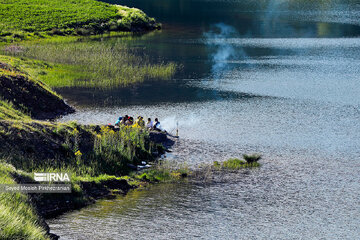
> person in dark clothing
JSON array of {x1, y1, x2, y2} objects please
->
[{"x1": 153, "y1": 118, "x2": 161, "y2": 131}]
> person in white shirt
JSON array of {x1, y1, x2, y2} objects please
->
[{"x1": 146, "y1": 118, "x2": 153, "y2": 129}]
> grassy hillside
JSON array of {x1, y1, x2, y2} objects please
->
[
  {"x1": 0, "y1": 57, "x2": 74, "y2": 119},
  {"x1": 0, "y1": 164, "x2": 50, "y2": 240},
  {"x1": 0, "y1": 61, "x2": 156, "y2": 171},
  {"x1": 0, "y1": 0, "x2": 161, "y2": 42},
  {"x1": 0, "y1": 60, "x2": 165, "y2": 239},
  {"x1": 0, "y1": 54, "x2": 165, "y2": 169},
  {"x1": 0, "y1": 0, "x2": 175, "y2": 88},
  {"x1": 0, "y1": 120, "x2": 156, "y2": 175},
  {"x1": 0, "y1": 100, "x2": 30, "y2": 120}
]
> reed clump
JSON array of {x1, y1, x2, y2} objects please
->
[
  {"x1": 243, "y1": 153, "x2": 262, "y2": 163},
  {"x1": 2, "y1": 40, "x2": 177, "y2": 88},
  {"x1": 135, "y1": 160, "x2": 189, "y2": 182}
]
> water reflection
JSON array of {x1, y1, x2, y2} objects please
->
[{"x1": 57, "y1": 83, "x2": 259, "y2": 108}]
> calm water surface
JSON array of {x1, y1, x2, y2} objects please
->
[{"x1": 50, "y1": 0, "x2": 360, "y2": 239}]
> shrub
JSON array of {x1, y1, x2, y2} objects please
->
[{"x1": 243, "y1": 154, "x2": 262, "y2": 163}]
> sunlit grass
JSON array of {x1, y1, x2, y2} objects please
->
[
  {"x1": 0, "y1": 163, "x2": 49, "y2": 240},
  {"x1": 2, "y1": 39, "x2": 177, "y2": 89},
  {"x1": 214, "y1": 154, "x2": 262, "y2": 170},
  {"x1": 134, "y1": 160, "x2": 189, "y2": 182},
  {"x1": 0, "y1": 0, "x2": 160, "y2": 42},
  {"x1": 0, "y1": 55, "x2": 62, "y2": 98},
  {"x1": 0, "y1": 121, "x2": 156, "y2": 176},
  {"x1": 0, "y1": 99, "x2": 30, "y2": 120}
]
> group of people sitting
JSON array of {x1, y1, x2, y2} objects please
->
[{"x1": 115, "y1": 115, "x2": 163, "y2": 131}]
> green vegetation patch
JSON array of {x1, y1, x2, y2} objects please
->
[
  {"x1": 0, "y1": 122, "x2": 156, "y2": 176},
  {"x1": 0, "y1": 57, "x2": 74, "y2": 119},
  {"x1": 0, "y1": 0, "x2": 160, "y2": 42},
  {"x1": 0, "y1": 163, "x2": 49, "y2": 240},
  {"x1": 1, "y1": 40, "x2": 176, "y2": 88},
  {"x1": 214, "y1": 154, "x2": 262, "y2": 170},
  {"x1": 135, "y1": 162, "x2": 189, "y2": 183},
  {"x1": 0, "y1": 99, "x2": 30, "y2": 120},
  {"x1": 0, "y1": 55, "x2": 59, "y2": 96}
]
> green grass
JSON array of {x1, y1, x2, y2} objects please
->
[
  {"x1": 0, "y1": 0, "x2": 160, "y2": 42},
  {"x1": 0, "y1": 122, "x2": 166, "y2": 238},
  {"x1": 0, "y1": 55, "x2": 62, "y2": 98},
  {"x1": 0, "y1": 163, "x2": 49, "y2": 240},
  {"x1": 1, "y1": 40, "x2": 176, "y2": 88},
  {"x1": 71, "y1": 173, "x2": 127, "y2": 184},
  {"x1": 0, "y1": 56, "x2": 75, "y2": 119},
  {"x1": 0, "y1": 161, "x2": 135, "y2": 240},
  {"x1": 0, "y1": 99, "x2": 30, "y2": 120},
  {"x1": 0, "y1": 0, "x2": 174, "y2": 89},
  {"x1": 135, "y1": 161, "x2": 189, "y2": 182},
  {"x1": 0, "y1": 57, "x2": 162, "y2": 176},
  {"x1": 214, "y1": 154, "x2": 262, "y2": 170},
  {"x1": 0, "y1": 121, "x2": 157, "y2": 176}
]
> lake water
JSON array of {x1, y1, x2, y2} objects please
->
[{"x1": 50, "y1": 0, "x2": 360, "y2": 239}]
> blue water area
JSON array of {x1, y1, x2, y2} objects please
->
[{"x1": 52, "y1": 0, "x2": 360, "y2": 239}]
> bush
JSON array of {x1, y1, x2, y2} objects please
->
[{"x1": 243, "y1": 154, "x2": 262, "y2": 163}]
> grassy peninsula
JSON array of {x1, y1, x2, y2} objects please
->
[
  {"x1": 0, "y1": 56, "x2": 258, "y2": 238},
  {"x1": 0, "y1": 0, "x2": 160, "y2": 42}
]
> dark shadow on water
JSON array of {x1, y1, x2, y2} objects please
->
[{"x1": 56, "y1": 80, "x2": 265, "y2": 108}]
